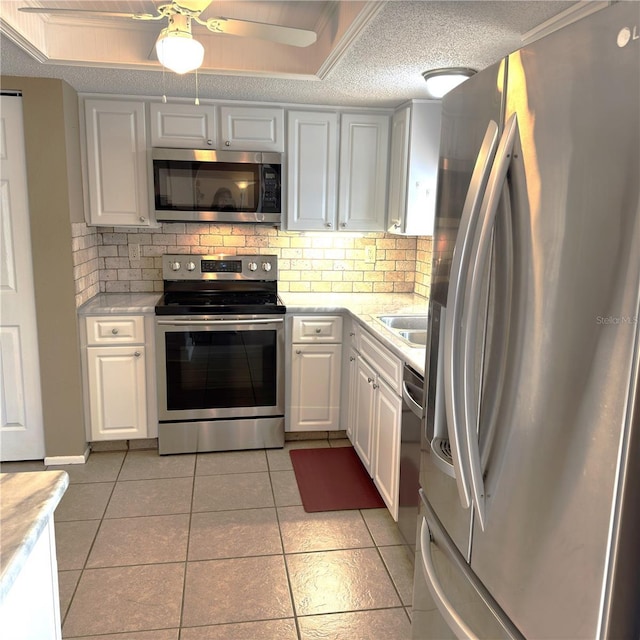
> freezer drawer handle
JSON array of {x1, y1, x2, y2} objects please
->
[
  {"x1": 443, "y1": 120, "x2": 500, "y2": 511},
  {"x1": 420, "y1": 517, "x2": 479, "y2": 640}
]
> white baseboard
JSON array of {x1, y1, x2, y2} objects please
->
[{"x1": 44, "y1": 447, "x2": 90, "y2": 466}]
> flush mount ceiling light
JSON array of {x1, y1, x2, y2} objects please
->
[
  {"x1": 422, "y1": 67, "x2": 476, "y2": 99},
  {"x1": 155, "y1": 14, "x2": 204, "y2": 74}
]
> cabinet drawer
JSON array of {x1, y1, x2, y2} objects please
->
[
  {"x1": 360, "y1": 330, "x2": 402, "y2": 393},
  {"x1": 292, "y1": 315, "x2": 343, "y2": 343},
  {"x1": 86, "y1": 316, "x2": 145, "y2": 345}
]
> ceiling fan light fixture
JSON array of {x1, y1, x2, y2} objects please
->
[
  {"x1": 155, "y1": 15, "x2": 204, "y2": 75},
  {"x1": 422, "y1": 67, "x2": 476, "y2": 99}
]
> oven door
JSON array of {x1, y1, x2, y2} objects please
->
[{"x1": 155, "y1": 315, "x2": 284, "y2": 422}]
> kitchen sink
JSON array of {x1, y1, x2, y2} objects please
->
[
  {"x1": 376, "y1": 315, "x2": 428, "y2": 346},
  {"x1": 397, "y1": 330, "x2": 428, "y2": 346}
]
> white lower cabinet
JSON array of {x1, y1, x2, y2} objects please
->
[
  {"x1": 353, "y1": 354, "x2": 376, "y2": 471},
  {"x1": 347, "y1": 323, "x2": 403, "y2": 520},
  {"x1": 0, "y1": 518, "x2": 62, "y2": 640},
  {"x1": 82, "y1": 315, "x2": 153, "y2": 441},
  {"x1": 86, "y1": 346, "x2": 147, "y2": 440},
  {"x1": 289, "y1": 315, "x2": 343, "y2": 432},
  {"x1": 372, "y1": 377, "x2": 402, "y2": 519}
]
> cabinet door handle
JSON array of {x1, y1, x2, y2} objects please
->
[
  {"x1": 372, "y1": 383, "x2": 379, "y2": 390},
  {"x1": 134, "y1": 351, "x2": 141, "y2": 358},
  {"x1": 295, "y1": 349, "x2": 302, "y2": 355},
  {"x1": 325, "y1": 222, "x2": 333, "y2": 228},
  {"x1": 367, "y1": 377, "x2": 373, "y2": 384},
  {"x1": 350, "y1": 356, "x2": 355, "y2": 362}
]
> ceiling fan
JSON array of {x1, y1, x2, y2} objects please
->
[{"x1": 19, "y1": 0, "x2": 318, "y2": 74}]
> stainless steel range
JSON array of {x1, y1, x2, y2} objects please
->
[{"x1": 155, "y1": 254, "x2": 286, "y2": 455}]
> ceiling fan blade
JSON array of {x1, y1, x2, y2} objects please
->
[
  {"x1": 201, "y1": 17, "x2": 317, "y2": 47},
  {"x1": 174, "y1": 0, "x2": 213, "y2": 14},
  {"x1": 18, "y1": 7, "x2": 161, "y2": 20}
]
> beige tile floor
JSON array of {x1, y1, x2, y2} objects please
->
[{"x1": 4, "y1": 439, "x2": 414, "y2": 639}]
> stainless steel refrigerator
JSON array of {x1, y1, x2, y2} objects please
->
[{"x1": 412, "y1": 3, "x2": 640, "y2": 638}]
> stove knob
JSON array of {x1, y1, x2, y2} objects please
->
[
  {"x1": 248, "y1": 262, "x2": 258, "y2": 272},
  {"x1": 170, "y1": 261, "x2": 181, "y2": 271},
  {"x1": 186, "y1": 261, "x2": 196, "y2": 272},
  {"x1": 261, "y1": 262, "x2": 272, "y2": 272}
]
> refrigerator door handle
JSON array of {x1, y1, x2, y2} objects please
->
[
  {"x1": 420, "y1": 517, "x2": 480, "y2": 640},
  {"x1": 463, "y1": 113, "x2": 519, "y2": 531},
  {"x1": 443, "y1": 120, "x2": 500, "y2": 509}
]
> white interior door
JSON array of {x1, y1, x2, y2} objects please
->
[{"x1": 0, "y1": 94, "x2": 45, "y2": 461}]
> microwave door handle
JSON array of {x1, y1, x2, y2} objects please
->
[
  {"x1": 443, "y1": 120, "x2": 500, "y2": 510},
  {"x1": 462, "y1": 113, "x2": 519, "y2": 531}
]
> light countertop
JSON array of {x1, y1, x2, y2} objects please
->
[
  {"x1": 281, "y1": 292, "x2": 428, "y2": 376},
  {"x1": 77, "y1": 291, "x2": 429, "y2": 376},
  {"x1": 78, "y1": 292, "x2": 161, "y2": 315},
  {"x1": 0, "y1": 470, "x2": 69, "y2": 600}
]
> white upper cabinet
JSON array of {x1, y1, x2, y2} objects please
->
[
  {"x1": 338, "y1": 113, "x2": 390, "y2": 232},
  {"x1": 387, "y1": 100, "x2": 442, "y2": 236},
  {"x1": 149, "y1": 102, "x2": 217, "y2": 148},
  {"x1": 286, "y1": 110, "x2": 339, "y2": 231},
  {"x1": 83, "y1": 98, "x2": 150, "y2": 227},
  {"x1": 219, "y1": 106, "x2": 285, "y2": 152},
  {"x1": 285, "y1": 110, "x2": 390, "y2": 232}
]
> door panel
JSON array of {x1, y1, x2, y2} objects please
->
[
  {"x1": 0, "y1": 95, "x2": 45, "y2": 461},
  {"x1": 470, "y1": 5, "x2": 640, "y2": 638}
]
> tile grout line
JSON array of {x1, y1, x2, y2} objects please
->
[
  {"x1": 55, "y1": 448, "x2": 128, "y2": 635},
  {"x1": 268, "y1": 444, "x2": 304, "y2": 640},
  {"x1": 176, "y1": 451, "x2": 199, "y2": 640}
]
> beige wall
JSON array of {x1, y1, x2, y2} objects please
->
[{"x1": 1, "y1": 76, "x2": 87, "y2": 458}]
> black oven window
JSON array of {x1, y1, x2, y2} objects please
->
[{"x1": 165, "y1": 330, "x2": 277, "y2": 410}]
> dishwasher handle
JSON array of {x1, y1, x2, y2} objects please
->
[{"x1": 402, "y1": 379, "x2": 424, "y2": 419}]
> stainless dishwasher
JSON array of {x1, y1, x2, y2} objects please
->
[{"x1": 398, "y1": 364, "x2": 424, "y2": 556}]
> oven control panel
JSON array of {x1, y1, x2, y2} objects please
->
[{"x1": 162, "y1": 254, "x2": 278, "y2": 280}]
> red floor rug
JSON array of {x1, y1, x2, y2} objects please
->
[{"x1": 290, "y1": 447, "x2": 385, "y2": 512}]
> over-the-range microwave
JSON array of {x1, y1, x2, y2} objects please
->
[{"x1": 151, "y1": 148, "x2": 282, "y2": 224}]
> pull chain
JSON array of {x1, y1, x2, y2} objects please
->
[
  {"x1": 162, "y1": 64, "x2": 167, "y2": 103},
  {"x1": 194, "y1": 67, "x2": 200, "y2": 106}
]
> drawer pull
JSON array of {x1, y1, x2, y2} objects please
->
[
  {"x1": 315, "y1": 328, "x2": 322, "y2": 334},
  {"x1": 112, "y1": 328, "x2": 119, "y2": 335}
]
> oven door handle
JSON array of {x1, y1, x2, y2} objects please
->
[{"x1": 156, "y1": 318, "x2": 284, "y2": 327}]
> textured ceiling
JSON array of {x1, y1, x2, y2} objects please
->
[{"x1": 0, "y1": 1, "x2": 576, "y2": 107}]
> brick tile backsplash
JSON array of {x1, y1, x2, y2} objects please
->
[{"x1": 71, "y1": 222, "x2": 433, "y2": 306}]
